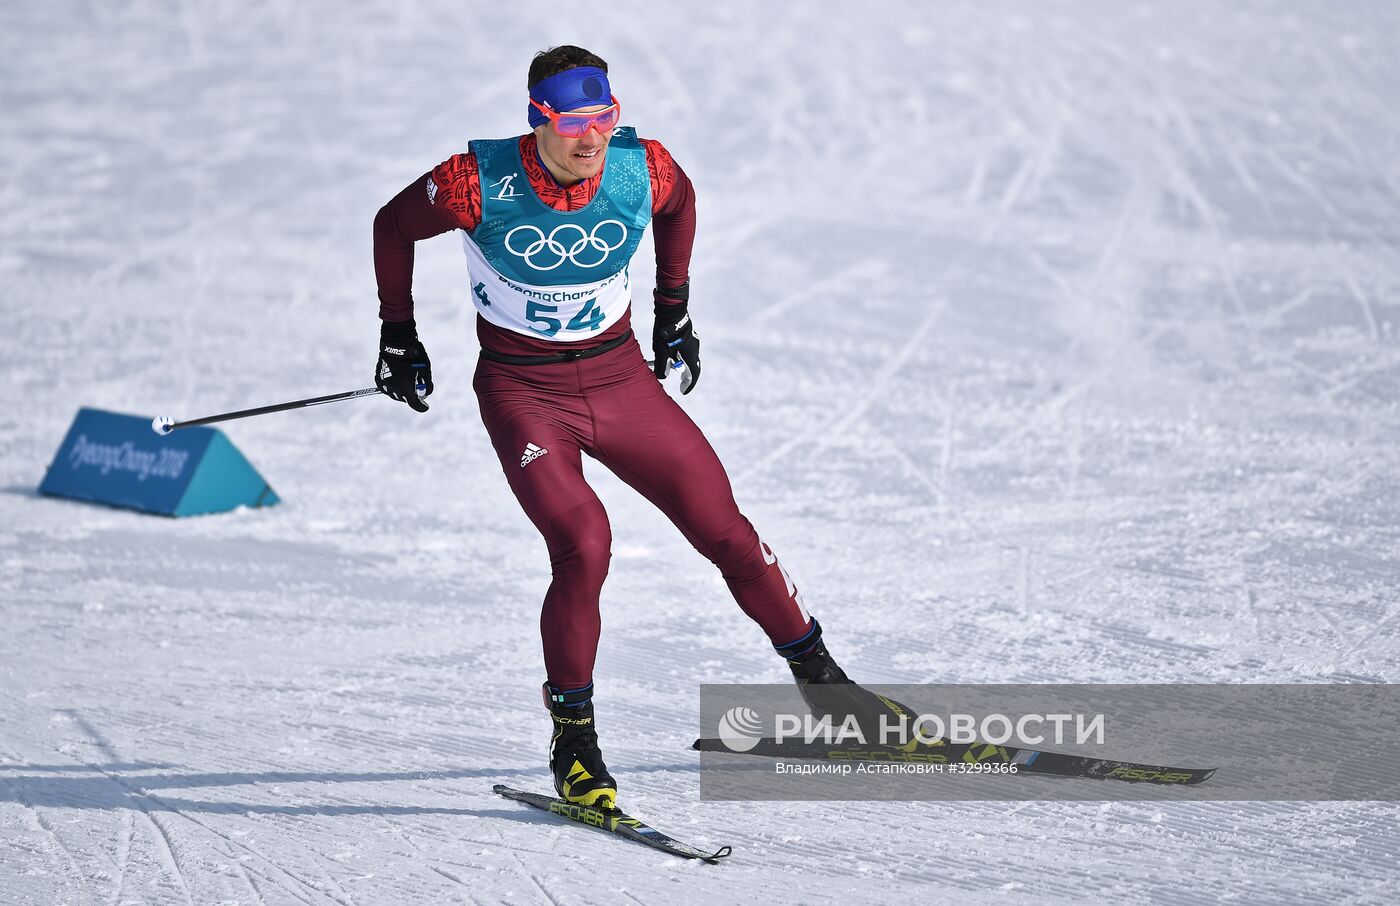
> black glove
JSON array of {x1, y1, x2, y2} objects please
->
[
  {"x1": 376, "y1": 319, "x2": 433, "y2": 412},
  {"x1": 652, "y1": 283, "x2": 700, "y2": 395}
]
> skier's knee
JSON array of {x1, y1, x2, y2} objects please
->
[
  {"x1": 550, "y1": 521, "x2": 612, "y2": 583},
  {"x1": 568, "y1": 530, "x2": 612, "y2": 578}
]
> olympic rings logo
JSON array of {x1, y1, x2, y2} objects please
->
[{"x1": 504, "y1": 220, "x2": 629, "y2": 271}]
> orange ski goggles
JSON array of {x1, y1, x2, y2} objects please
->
[{"x1": 529, "y1": 96, "x2": 621, "y2": 138}]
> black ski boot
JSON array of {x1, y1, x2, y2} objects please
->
[
  {"x1": 544, "y1": 684, "x2": 617, "y2": 811},
  {"x1": 777, "y1": 620, "x2": 916, "y2": 746}
]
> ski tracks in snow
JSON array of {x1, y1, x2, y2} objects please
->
[
  {"x1": 732, "y1": 295, "x2": 948, "y2": 489},
  {"x1": 10, "y1": 711, "x2": 370, "y2": 906},
  {"x1": 6, "y1": 1, "x2": 1400, "y2": 903}
]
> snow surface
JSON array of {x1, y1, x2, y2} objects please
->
[{"x1": 4, "y1": 0, "x2": 1400, "y2": 902}]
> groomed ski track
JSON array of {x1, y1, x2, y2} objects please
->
[{"x1": 3, "y1": 1, "x2": 1399, "y2": 903}]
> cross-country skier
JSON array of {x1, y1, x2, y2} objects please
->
[{"x1": 372, "y1": 45, "x2": 904, "y2": 810}]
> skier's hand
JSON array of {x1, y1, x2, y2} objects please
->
[
  {"x1": 652, "y1": 283, "x2": 700, "y2": 395},
  {"x1": 376, "y1": 319, "x2": 433, "y2": 412}
]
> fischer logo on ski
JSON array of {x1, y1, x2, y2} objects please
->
[{"x1": 493, "y1": 785, "x2": 732, "y2": 864}]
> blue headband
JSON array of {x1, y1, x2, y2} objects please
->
[{"x1": 528, "y1": 66, "x2": 612, "y2": 128}]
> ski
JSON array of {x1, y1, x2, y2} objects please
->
[
  {"x1": 691, "y1": 737, "x2": 1216, "y2": 785},
  {"x1": 492, "y1": 785, "x2": 732, "y2": 864}
]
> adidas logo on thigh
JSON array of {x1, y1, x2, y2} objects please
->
[{"x1": 520, "y1": 442, "x2": 549, "y2": 468}]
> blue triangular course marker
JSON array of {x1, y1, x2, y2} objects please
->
[{"x1": 39, "y1": 408, "x2": 279, "y2": 517}]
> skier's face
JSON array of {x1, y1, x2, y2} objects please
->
[{"x1": 533, "y1": 106, "x2": 610, "y2": 186}]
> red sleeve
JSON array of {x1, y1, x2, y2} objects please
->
[
  {"x1": 640, "y1": 138, "x2": 679, "y2": 210},
  {"x1": 640, "y1": 138, "x2": 696, "y2": 299},
  {"x1": 428, "y1": 153, "x2": 483, "y2": 231},
  {"x1": 373, "y1": 153, "x2": 482, "y2": 322}
]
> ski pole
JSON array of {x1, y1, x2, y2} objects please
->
[
  {"x1": 646, "y1": 356, "x2": 694, "y2": 394},
  {"x1": 151, "y1": 387, "x2": 383, "y2": 435}
]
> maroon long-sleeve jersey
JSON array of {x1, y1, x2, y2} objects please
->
[{"x1": 373, "y1": 133, "x2": 696, "y2": 357}]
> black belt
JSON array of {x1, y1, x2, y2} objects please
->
[{"x1": 478, "y1": 329, "x2": 632, "y2": 366}]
